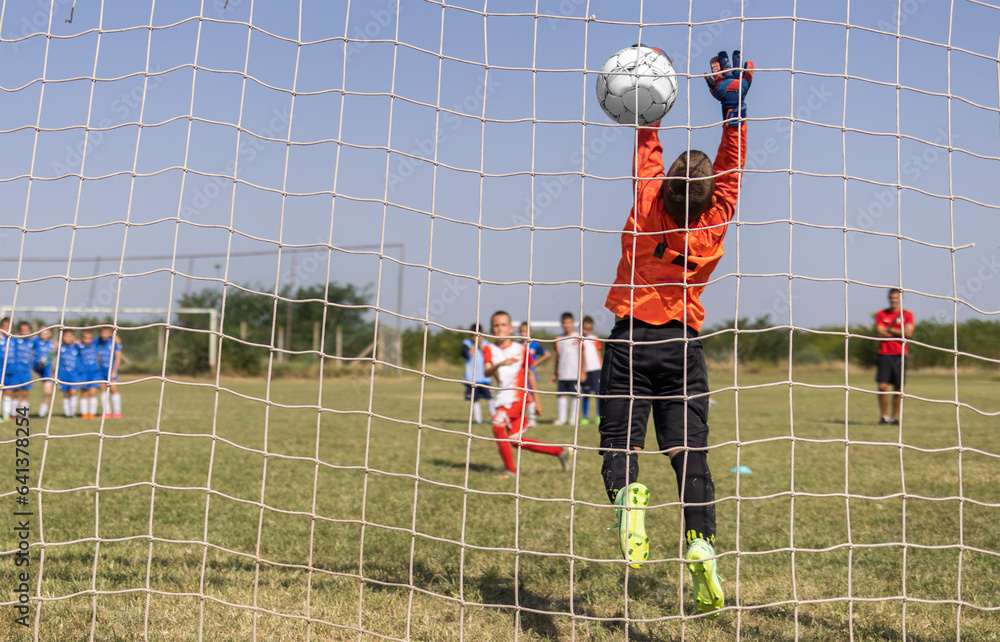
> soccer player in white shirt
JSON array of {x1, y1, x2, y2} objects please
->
[
  {"x1": 484, "y1": 311, "x2": 570, "y2": 478},
  {"x1": 550, "y1": 312, "x2": 582, "y2": 425},
  {"x1": 579, "y1": 315, "x2": 604, "y2": 424}
]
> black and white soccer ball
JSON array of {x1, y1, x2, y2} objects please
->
[{"x1": 596, "y1": 45, "x2": 679, "y2": 126}]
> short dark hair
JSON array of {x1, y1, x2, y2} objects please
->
[
  {"x1": 491, "y1": 310, "x2": 510, "y2": 323},
  {"x1": 469, "y1": 323, "x2": 482, "y2": 333},
  {"x1": 659, "y1": 150, "x2": 715, "y2": 226},
  {"x1": 888, "y1": 288, "x2": 902, "y2": 297},
  {"x1": 561, "y1": 312, "x2": 574, "y2": 322},
  {"x1": 582, "y1": 315, "x2": 594, "y2": 325}
]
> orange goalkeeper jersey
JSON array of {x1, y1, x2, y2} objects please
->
[{"x1": 604, "y1": 123, "x2": 747, "y2": 332}]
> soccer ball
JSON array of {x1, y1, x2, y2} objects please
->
[{"x1": 596, "y1": 45, "x2": 679, "y2": 126}]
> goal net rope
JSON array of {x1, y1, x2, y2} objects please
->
[{"x1": 1, "y1": 1, "x2": 998, "y2": 639}]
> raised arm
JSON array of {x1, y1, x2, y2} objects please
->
[
  {"x1": 634, "y1": 127, "x2": 665, "y2": 205},
  {"x1": 706, "y1": 50, "x2": 752, "y2": 224},
  {"x1": 711, "y1": 123, "x2": 748, "y2": 224}
]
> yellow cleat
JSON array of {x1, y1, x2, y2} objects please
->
[
  {"x1": 686, "y1": 538, "x2": 724, "y2": 618},
  {"x1": 613, "y1": 482, "x2": 650, "y2": 568}
]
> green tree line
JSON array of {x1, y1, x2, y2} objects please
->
[
  {"x1": 699, "y1": 316, "x2": 998, "y2": 369},
  {"x1": 400, "y1": 316, "x2": 996, "y2": 371},
  {"x1": 46, "y1": 307, "x2": 996, "y2": 376},
  {"x1": 170, "y1": 282, "x2": 374, "y2": 375}
]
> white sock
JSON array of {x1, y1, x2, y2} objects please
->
[
  {"x1": 39, "y1": 403, "x2": 48, "y2": 418},
  {"x1": 472, "y1": 401, "x2": 482, "y2": 424},
  {"x1": 487, "y1": 399, "x2": 496, "y2": 417},
  {"x1": 569, "y1": 397, "x2": 578, "y2": 424},
  {"x1": 528, "y1": 401, "x2": 536, "y2": 424},
  {"x1": 63, "y1": 398, "x2": 71, "y2": 417},
  {"x1": 557, "y1": 397, "x2": 567, "y2": 424},
  {"x1": 90, "y1": 396, "x2": 99, "y2": 416},
  {"x1": 70, "y1": 396, "x2": 79, "y2": 416},
  {"x1": 2, "y1": 397, "x2": 10, "y2": 419},
  {"x1": 112, "y1": 393, "x2": 121, "y2": 415}
]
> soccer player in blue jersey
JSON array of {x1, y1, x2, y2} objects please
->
[
  {"x1": 461, "y1": 323, "x2": 492, "y2": 424},
  {"x1": 6, "y1": 321, "x2": 37, "y2": 417},
  {"x1": 57, "y1": 329, "x2": 81, "y2": 418},
  {"x1": 96, "y1": 326, "x2": 123, "y2": 418},
  {"x1": 76, "y1": 329, "x2": 102, "y2": 419},
  {"x1": 0, "y1": 317, "x2": 10, "y2": 421},
  {"x1": 32, "y1": 325, "x2": 56, "y2": 418}
]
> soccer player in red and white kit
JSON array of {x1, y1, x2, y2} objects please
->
[
  {"x1": 875, "y1": 288, "x2": 914, "y2": 425},
  {"x1": 598, "y1": 49, "x2": 752, "y2": 618},
  {"x1": 484, "y1": 311, "x2": 570, "y2": 478}
]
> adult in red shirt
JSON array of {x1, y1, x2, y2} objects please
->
[
  {"x1": 599, "y1": 49, "x2": 751, "y2": 619},
  {"x1": 484, "y1": 311, "x2": 570, "y2": 478},
  {"x1": 875, "y1": 288, "x2": 915, "y2": 425}
]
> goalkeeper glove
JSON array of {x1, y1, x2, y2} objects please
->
[{"x1": 706, "y1": 50, "x2": 753, "y2": 126}]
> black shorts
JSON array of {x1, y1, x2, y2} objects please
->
[
  {"x1": 876, "y1": 354, "x2": 906, "y2": 389},
  {"x1": 464, "y1": 384, "x2": 493, "y2": 402},
  {"x1": 598, "y1": 319, "x2": 709, "y2": 453},
  {"x1": 557, "y1": 380, "x2": 579, "y2": 394},
  {"x1": 582, "y1": 370, "x2": 601, "y2": 395}
]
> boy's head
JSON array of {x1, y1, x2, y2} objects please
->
[
  {"x1": 99, "y1": 326, "x2": 113, "y2": 340},
  {"x1": 39, "y1": 326, "x2": 51, "y2": 341},
  {"x1": 491, "y1": 311, "x2": 512, "y2": 339},
  {"x1": 660, "y1": 150, "x2": 716, "y2": 227},
  {"x1": 62, "y1": 330, "x2": 76, "y2": 345},
  {"x1": 581, "y1": 315, "x2": 594, "y2": 335},
  {"x1": 81, "y1": 329, "x2": 94, "y2": 344},
  {"x1": 519, "y1": 322, "x2": 529, "y2": 337},
  {"x1": 18, "y1": 321, "x2": 32, "y2": 335},
  {"x1": 560, "y1": 312, "x2": 575, "y2": 334},
  {"x1": 0, "y1": 317, "x2": 9, "y2": 333}
]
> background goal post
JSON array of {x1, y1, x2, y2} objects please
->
[{"x1": 0, "y1": 306, "x2": 219, "y2": 368}]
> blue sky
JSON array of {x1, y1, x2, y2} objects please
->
[{"x1": 1, "y1": 0, "x2": 998, "y2": 335}]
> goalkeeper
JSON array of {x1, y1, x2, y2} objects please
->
[{"x1": 598, "y1": 49, "x2": 751, "y2": 619}]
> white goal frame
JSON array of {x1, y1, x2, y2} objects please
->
[{"x1": 0, "y1": 306, "x2": 219, "y2": 367}]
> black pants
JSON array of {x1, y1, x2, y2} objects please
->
[
  {"x1": 598, "y1": 319, "x2": 710, "y2": 453},
  {"x1": 598, "y1": 318, "x2": 716, "y2": 544}
]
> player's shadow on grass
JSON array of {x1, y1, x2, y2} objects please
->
[
  {"x1": 425, "y1": 457, "x2": 494, "y2": 473},
  {"x1": 424, "y1": 416, "x2": 479, "y2": 426},
  {"x1": 736, "y1": 601, "x2": 928, "y2": 642},
  {"x1": 818, "y1": 419, "x2": 878, "y2": 427}
]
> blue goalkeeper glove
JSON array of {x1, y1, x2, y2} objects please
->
[{"x1": 706, "y1": 50, "x2": 753, "y2": 126}]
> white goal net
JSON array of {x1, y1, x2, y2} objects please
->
[{"x1": 1, "y1": 1, "x2": 998, "y2": 640}]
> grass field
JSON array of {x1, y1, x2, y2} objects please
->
[{"x1": 2, "y1": 364, "x2": 998, "y2": 641}]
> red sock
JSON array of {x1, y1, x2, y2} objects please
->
[
  {"x1": 518, "y1": 437, "x2": 563, "y2": 457},
  {"x1": 492, "y1": 423, "x2": 517, "y2": 473}
]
